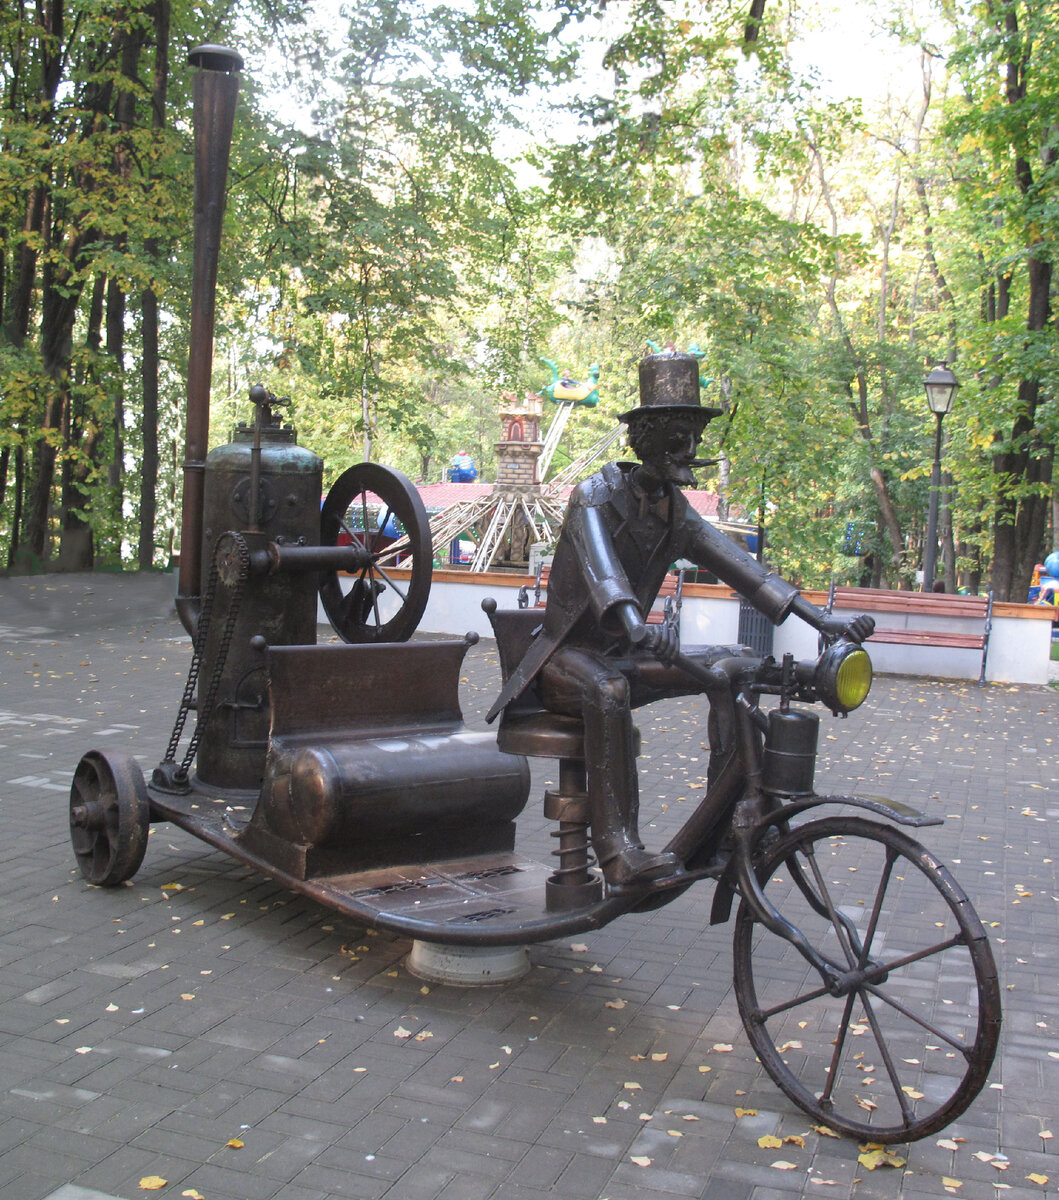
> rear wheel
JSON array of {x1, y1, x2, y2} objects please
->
[
  {"x1": 732, "y1": 816, "x2": 1000, "y2": 1142},
  {"x1": 69, "y1": 751, "x2": 151, "y2": 886}
]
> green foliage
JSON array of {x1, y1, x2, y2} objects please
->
[{"x1": 1, "y1": 0, "x2": 1054, "y2": 594}]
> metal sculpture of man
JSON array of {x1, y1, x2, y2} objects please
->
[{"x1": 487, "y1": 349, "x2": 874, "y2": 888}]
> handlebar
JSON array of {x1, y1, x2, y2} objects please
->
[{"x1": 670, "y1": 635, "x2": 873, "y2": 716}]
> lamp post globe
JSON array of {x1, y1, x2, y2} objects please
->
[{"x1": 924, "y1": 364, "x2": 960, "y2": 416}]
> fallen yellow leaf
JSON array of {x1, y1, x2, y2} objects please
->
[
  {"x1": 226, "y1": 1137, "x2": 244, "y2": 1148},
  {"x1": 771, "y1": 1160, "x2": 798, "y2": 1170},
  {"x1": 758, "y1": 1134, "x2": 783, "y2": 1149},
  {"x1": 1026, "y1": 1174, "x2": 1049, "y2": 1186},
  {"x1": 734, "y1": 1108, "x2": 757, "y2": 1118},
  {"x1": 858, "y1": 1149, "x2": 906, "y2": 1171},
  {"x1": 811, "y1": 1124, "x2": 840, "y2": 1138},
  {"x1": 139, "y1": 1178, "x2": 167, "y2": 1191},
  {"x1": 712, "y1": 1043, "x2": 733, "y2": 1052},
  {"x1": 942, "y1": 1178, "x2": 962, "y2": 1190},
  {"x1": 181, "y1": 1191, "x2": 205, "y2": 1199},
  {"x1": 630, "y1": 1155, "x2": 652, "y2": 1167}
]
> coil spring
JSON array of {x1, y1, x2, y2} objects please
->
[{"x1": 549, "y1": 820, "x2": 595, "y2": 886}]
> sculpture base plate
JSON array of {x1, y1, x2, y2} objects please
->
[{"x1": 406, "y1": 941, "x2": 530, "y2": 986}]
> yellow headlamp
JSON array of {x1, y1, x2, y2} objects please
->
[{"x1": 815, "y1": 642, "x2": 873, "y2": 714}]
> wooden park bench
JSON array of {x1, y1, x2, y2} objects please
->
[{"x1": 825, "y1": 584, "x2": 994, "y2": 686}]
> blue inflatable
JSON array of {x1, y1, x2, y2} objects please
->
[{"x1": 447, "y1": 453, "x2": 478, "y2": 483}]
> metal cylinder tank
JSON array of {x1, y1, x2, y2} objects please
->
[
  {"x1": 761, "y1": 708, "x2": 819, "y2": 798},
  {"x1": 196, "y1": 416, "x2": 323, "y2": 792}
]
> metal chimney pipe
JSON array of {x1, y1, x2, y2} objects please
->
[{"x1": 176, "y1": 44, "x2": 243, "y2": 635}]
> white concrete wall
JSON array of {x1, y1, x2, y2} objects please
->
[
  {"x1": 420, "y1": 576, "x2": 517, "y2": 640},
  {"x1": 977, "y1": 609, "x2": 1051, "y2": 685}
]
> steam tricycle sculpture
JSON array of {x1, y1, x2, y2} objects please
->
[{"x1": 68, "y1": 45, "x2": 999, "y2": 1147}]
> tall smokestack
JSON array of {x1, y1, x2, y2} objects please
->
[{"x1": 176, "y1": 44, "x2": 243, "y2": 635}]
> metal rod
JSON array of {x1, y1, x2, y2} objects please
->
[
  {"x1": 176, "y1": 44, "x2": 244, "y2": 635},
  {"x1": 922, "y1": 411, "x2": 945, "y2": 592},
  {"x1": 270, "y1": 544, "x2": 372, "y2": 573}
]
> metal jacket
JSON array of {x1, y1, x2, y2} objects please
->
[{"x1": 487, "y1": 461, "x2": 802, "y2": 722}]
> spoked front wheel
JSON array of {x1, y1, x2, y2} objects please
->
[
  {"x1": 733, "y1": 816, "x2": 1000, "y2": 1142},
  {"x1": 319, "y1": 462, "x2": 432, "y2": 643}
]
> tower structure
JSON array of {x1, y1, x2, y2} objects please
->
[
  {"x1": 495, "y1": 392, "x2": 544, "y2": 490},
  {"x1": 418, "y1": 388, "x2": 573, "y2": 573},
  {"x1": 385, "y1": 367, "x2": 624, "y2": 573}
]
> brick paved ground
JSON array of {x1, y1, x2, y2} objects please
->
[{"x1": 0, "y1": 571, "x2": 1056, "y2": 1200}]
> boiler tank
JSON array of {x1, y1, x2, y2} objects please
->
[{"x1": 196, "y1": 415, "x2": 323, "y2": 792}]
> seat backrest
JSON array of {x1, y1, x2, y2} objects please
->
[
  {"x1": 481, "y1": 599, "x2": 547, "y2": 715},
  {"x1": 269, "y1": 641, "x2": 469, "y2": 739}
]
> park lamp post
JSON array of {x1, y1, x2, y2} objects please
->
[{"x1": 921, "y1": 363, "x2": 960, "y2": 592}]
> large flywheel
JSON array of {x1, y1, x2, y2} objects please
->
[{"x1": 319, "y1": 462, "x2": 432, "y2": 643}]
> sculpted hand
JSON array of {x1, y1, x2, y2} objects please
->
[
  {"x1": 817, "y1": 612, "x2": 875, "y2": 645},
  {"x1": 627, "y1": 618, "x2": 681, "y2": 664}
]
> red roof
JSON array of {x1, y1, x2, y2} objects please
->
[
  {"x1": 416, "y1": 483, "x2": 495, "y2": 509},
  {"x1": 415, "y1": 481, "x2": 729, "y2": 518}
]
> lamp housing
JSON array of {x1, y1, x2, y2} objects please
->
[{"x1": 923, "y1": 364, "x2": 960, "y2": 415}]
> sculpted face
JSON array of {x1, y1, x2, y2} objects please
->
[{"x1": 627, "y1": 411, "x2": 706, "y2": 489}]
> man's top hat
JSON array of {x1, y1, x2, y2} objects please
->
[{"x1": 619, "y1": 348, "x2": 723, "y2": 425}]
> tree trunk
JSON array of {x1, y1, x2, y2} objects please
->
[
  {"x1": 988, "y1": 5, "x2": 1056, "y2": 601},
  {"x1": 138, "y1": 0, "x2": 170, "y2": 569},
  {"x1": 8, "y1": 0, "x2": 65, "y2": 568},
  {"x1": 939, "y1": 468, "x2": 956, "y2": 592},
  {"x1": 98, "y1": 28, "x2": 143, "y2": 562},
  {"x1": 104, "y1": 274, "x2": 126, "y2": 550},
  {"x1": 57, "y1": 272, "x2": 106, "y2": 571},
  {"x1": 139, "y1": 285, "x2": 161, "y2": 568},
  {"x1": 24, "y1": 206, "x2": 95, "y2": 562},
  {"x1": 7, "y1": 446, "x2": 25, "y2": 569}
]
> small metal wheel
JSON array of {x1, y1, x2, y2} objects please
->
[
  {"x1": 69, "y1": 750, "x2": 151, "y2": 886},
  {"x1": 319, "y1": 462, "x2": 432, "y2": 643},
  {"x1": 732, "y1": 816, "x2": 1000, "y2": 1142}
]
